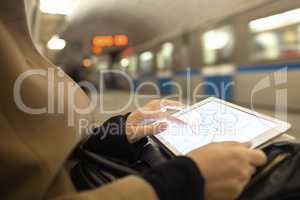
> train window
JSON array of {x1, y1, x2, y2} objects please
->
[
  {"x1": 95, "y1": 55, "x2": 110, "y2": 71},
  {"x1": 202, "y1": 25, "x2": 235, "y2": 65},
  {"x1": 139, "y1": 51, "x2": 154, "y2": 76},
  {"x1": 157, "y1": 42, "x2": 174, "y2": 72},
  {"x1": 127, "y1": 56, "x2": 138, "y2": 78},
  {"x1": 119, "y1": 56, "x2": 137, "y2": 69},
  {"x1": 249, "y1": 8, "x2": 300, "y2": 61}
]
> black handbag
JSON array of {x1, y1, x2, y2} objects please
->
[
  {"x1": 239, "y1": 141, "x2": 300, "y2": 200},
  {"x1": 70, "y1": 138, "x2": 300, "y2": 200},
  {"x1": 70, "y1": 139, "x2": 168, "y2": 191}
]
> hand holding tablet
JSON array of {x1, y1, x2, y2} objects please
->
[
  {"x1": 187, "y1": 141, "x2": 267, "y2": 200},
  {"x1": 153, "y1": 97, "x2": 291, "y2": 155}
]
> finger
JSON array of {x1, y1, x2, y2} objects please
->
[
  {"x1": 221, "y1": 141, "x2": 253, "y2": 149},
  {"x1": 131, "y1": 122, "x2": 169, "y2": 138},
  {"x1": 148, "y1": 99, "x2": 186, "y2": 110},
  {"x1": 159, "y1": 99, "x2": 186, "y2": 109},
  {"x1": 249, "y1": 166, "x2": 256, "y2": 176},
  {"x1": 242, "y1": 142, "x2": 252, "y2": 148},
  {"x1": 247, "y1": 149, "x2": 267, "y2": 167},
  {"x1": 145, "y1": 112, "x2": 186, "y2": 125},
  {"x1": 218, "y1": 141, "x2": 246, "y2": 147}
]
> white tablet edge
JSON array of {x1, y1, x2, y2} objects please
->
[{"x1": 154, "y1": 97, "x2": 291, "y2": 155}]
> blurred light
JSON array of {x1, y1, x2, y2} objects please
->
[
  {"x1": 202, "y1": 64, "x2": 235, "y2": 76},
  {"x1": 256, "y1": 32, "x2": 277, "y2": 44},
  {"x1": 121, "y1": 48, "x2": 134, "y2": 57},
  {"x1": 92, "y1": 36, "x2": 114, "y2": 47},
  {"x1": 140, "y1": 51, "x2": 153, "y2": 61},
  {"x1": 162, "y1": 42, "x2": 174, "y2": 56},
  {"x1": 255, "y1": 32, "x2": 279, "y2": 59},
  {"x1": 284, "y1": 31, "x2": 297, "y2": 43},
  {"x1": 83, "y1": 58, "x2": 92, "y2": 68},
  {"x1": 120, "y1": 58, "x2": 129, "y2": 68},
  {"x1": 114, "y1": 34, "x2": 129, "y2": 46},
  {"x1": 40, "y1": 0, "x2": 77, "y2": 15},
  {"x1": 47, "y1": 35, "x2": 66, "y2": 50},
  {"x1": 203, "y1": 30, "x2": 230, "y2": 50},
  {"x1": 92, "y1": 46, "x2": 103, "y2": 55},
  {"x1": 250, "y1": 8, "x2": 300, "y2": 33}
]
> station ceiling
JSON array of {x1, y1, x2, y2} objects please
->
[{"x1": 57, "y1": 0, "x2": 272, "y2": 63}]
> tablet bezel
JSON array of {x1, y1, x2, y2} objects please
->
[{"x1": 153, "y1": 97, "x2": 291, "y2": 155}]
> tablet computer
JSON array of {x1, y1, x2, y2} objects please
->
[{"x1": 152, "y1": 97, "x2": 291, "y2": 156}]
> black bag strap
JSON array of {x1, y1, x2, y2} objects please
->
[
  {"x1": 75, "y1": 146, "x2": 140, "y2": 177},
  {"x1": 70, "y1": 138, "x2": 169, "y2": 191}
]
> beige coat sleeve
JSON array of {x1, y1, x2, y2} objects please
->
[
  {"x1": 0, "y1": 2, "x2": 157, "y2": 200},
  {"x1": 48, "y1": 176, "x2": 158, "y2": 200}
]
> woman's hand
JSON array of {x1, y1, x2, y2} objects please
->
[
  {"x1": 125, "y1": 99, "x2": 186, "y2": 143},
  {"x1": 187, "y1": 142, "x2": 267, "y2": 200}
]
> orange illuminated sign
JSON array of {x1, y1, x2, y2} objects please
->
[
  {"x1": 92, "y1": 46, "x2": 103, "y2": 55},
  {"x1": 114, "y1": 34, "x2": 129, "y2": 46},
  {"x1": 92, "y1": 34, "x2": 129, "y2": 48},
  {"x1": 92, "y1": 36, "x2": 114, "y2": 47}
]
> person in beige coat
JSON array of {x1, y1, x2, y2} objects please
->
[{"x1": 0, "y1": 1, "x2": 267, "y2": 200}]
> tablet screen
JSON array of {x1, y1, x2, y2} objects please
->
[{"x1": 155, "y1": 99, "x2": 278, "y2": 155}]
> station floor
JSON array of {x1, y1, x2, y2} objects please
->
[{"x1": 92, "y1": 90, "x2": 300, "y2": 140}]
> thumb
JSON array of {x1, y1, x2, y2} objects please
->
[{"x1": 242, "y1": 142, "x2": 253, "y2": 148}]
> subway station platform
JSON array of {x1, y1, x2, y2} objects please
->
[{"x1": 92, "y1": 91, "x2": 300, "y2": 139}]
